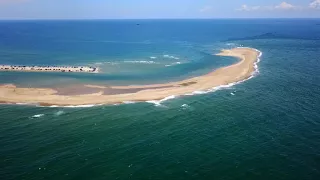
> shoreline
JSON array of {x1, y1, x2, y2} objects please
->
[{"x1": 0, "y1": 47, "x2": 261, "y2": 106}]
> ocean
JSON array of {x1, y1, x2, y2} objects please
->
[{"x1": 0, "y1": 19, "x2": 320, "y2": 180}]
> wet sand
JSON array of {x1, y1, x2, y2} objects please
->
[
  {"x1": 54, "y1": 85, "x2": 174, "y2": 95},
  {"x1": 0, "y1": 48, "x2": 260, "y2": 106}
]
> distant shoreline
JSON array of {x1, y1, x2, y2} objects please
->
[
  {"x1": 0, "y1": 47, "x2": 261, "y2": 106},
  {"x1": 0, "y1": 65, "x2": 98, "y2": 73}
]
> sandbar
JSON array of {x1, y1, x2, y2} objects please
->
[
  {"x1": 0, "y1": 48, "x2": 260, "y2": 106},
  {"x1": 0, "y1": 65, "x2": 98, "y2": 73}
]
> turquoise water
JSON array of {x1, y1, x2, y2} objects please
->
[{"x1": 1, "y1": 19, "x2": 320, "y2": 180}]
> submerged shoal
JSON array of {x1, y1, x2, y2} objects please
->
[{"x1": 0, "y1": 48, "x2": 260, "y2": 106}]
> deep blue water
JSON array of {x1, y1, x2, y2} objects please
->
[{"x1": 0, "y1": 19, "x2": 320, "y2": 180}]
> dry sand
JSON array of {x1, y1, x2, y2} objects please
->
[{"x1": 0, "y1": 48, "x2": 260, "y2": 106}]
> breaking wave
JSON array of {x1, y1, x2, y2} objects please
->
[
  {"x1": 165, "y1": 62, "x2": 182, "y2": 67},
  {"x1": 163, "y1": 55, "x2": 180, "y2": 60},
  {"x1": 54, "y1": 110, "x2": 64, "y2": 116},
  {"x1": 124, "y1": 60, "x2": 157, "y2": 64},
  {"x1": 32, "y1": 114, "x2": 44, "y2": 118},
  {"x1": 146, "y1": 95, "x2": 176, "y2": 107}
]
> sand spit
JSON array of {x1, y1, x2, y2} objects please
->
[
  {"x1": 0, "y1": 48, "x2": 260, "y2": 106},
  {"x1": 0, "y1": 65, "x2": 98, "y2": 73}
]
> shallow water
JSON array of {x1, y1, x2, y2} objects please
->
[{"x1": 1, "y1": 19, "x2": 320, "y2": 180}]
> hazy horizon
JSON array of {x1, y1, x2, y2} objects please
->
[
  {"x1": 0, "y1": 0, "x2": 319, "y2": 20},
  {"x1": 0, "y1": 17, "x2": 320, "y2": 21}
]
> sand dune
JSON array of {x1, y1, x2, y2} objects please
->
[{"x1": 0, "y1": 48, "x2": 260, "y2": 106}]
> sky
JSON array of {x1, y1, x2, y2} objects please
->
[{"x1": 0, "y1": 0, "x2": 319, "y2": 19}]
